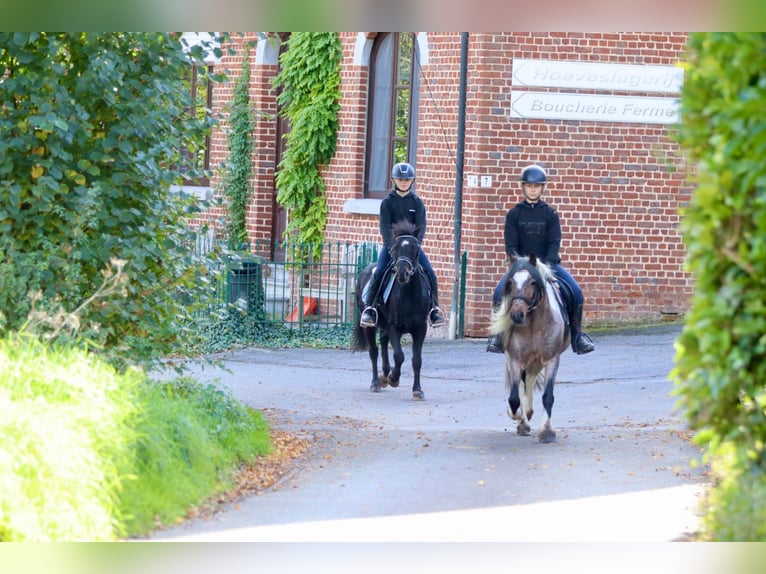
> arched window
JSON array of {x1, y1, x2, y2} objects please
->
[{"x1": 364, "y1": 33, "x2": 420, "y2": 198}]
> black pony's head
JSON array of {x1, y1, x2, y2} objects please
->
[{"x1": 390, "y1": 221, "x2": 422, "y2": 284}]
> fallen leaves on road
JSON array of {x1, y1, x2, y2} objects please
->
[{"x1": 184, "y1": 429, "x2": 313, "y2": 523}]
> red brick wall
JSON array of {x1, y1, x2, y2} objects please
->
[
  {"x1": 193, "y1": 33, "x2": 280, "y2": 247},
  {"x1": 197, "y1": 32, "x2": 695, "y2": 337}
]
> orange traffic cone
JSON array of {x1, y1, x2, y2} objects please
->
[{"x1": 286, "y1": 296, "x2": 319, "y2": 322}]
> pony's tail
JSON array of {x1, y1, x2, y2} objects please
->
[{"x1": 351, "y1": 320, "x2": 368, "y2": 351}]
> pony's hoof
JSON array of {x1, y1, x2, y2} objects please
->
[
  {"x1": 412, "y1": 390, "x2": 425, "y2": 401},
  {"x1": 539, "y1": 429, "x2": 557, "y2": 443},
  {"x1": 516, "y1": 422, "x2": 531, "y2": 436},
  {"x1": 380, "y1": 376, "x2": 389, "y2": 388},
  {"x1": 388, "y1": 378, "x2": 400, "y2": 388},
  {"x1": 370, "y1": 382, "x2": 382, "y2": 393}
]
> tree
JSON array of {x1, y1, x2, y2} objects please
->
[
  {"x1": 0, "y1": 32, "x2": 220, "y2": 368},
  {"x1": 673, "y1": 32, "x2": 766, "y2": 540}
]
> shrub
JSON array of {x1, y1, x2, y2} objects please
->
[
  {"x1": 0, "y1": 33, "x2": 221, "y2": 369},
  {"x1": 672, "y1": 32, "x2": 766, "y2": 540}
]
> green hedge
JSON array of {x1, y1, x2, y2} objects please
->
[{"x1": 673, "y1": 32, "x2": 766, "y2": 540}]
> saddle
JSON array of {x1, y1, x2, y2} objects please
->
[
  {"x1": 362, "y1": 261, "x2": 426, "y2": 306},
  {"x1": 551, "y1": 278, "x2": 572, "y2": 329}
]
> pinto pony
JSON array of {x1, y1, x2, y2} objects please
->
[
  {"x1": 489, "y1": 253, "x2": 570, "y2": 442},
  {"x1": 352, "y1": 221, "x2": 431, "y2": 400}
]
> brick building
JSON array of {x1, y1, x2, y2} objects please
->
[{"x1": 193, "y1": 32, "x2": 695, "y2": 338}]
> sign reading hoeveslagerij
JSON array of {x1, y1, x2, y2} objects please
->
[
  {"x1": 512, "y1": 59, "x2": 684, "y2": 94},
  {"x1": 510, "y1": 91, "x2": 680, "y2": 124}
]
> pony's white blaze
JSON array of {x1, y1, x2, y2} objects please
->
[
  {"x1": 400, "y1": 239, "x2": 411, "y2": 249},
  {"x1": 512, "y1": 269, "x2": 531, "y2": 292}
]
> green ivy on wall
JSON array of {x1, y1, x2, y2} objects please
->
[
  {"x1": 272, "y1": 33, "x2": 342, "y2": 254},
  {"x1": 221, "y1": 54, "x2": 255, "y2": 249}
]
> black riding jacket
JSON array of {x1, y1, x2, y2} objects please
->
[
  {"x1": 503, "y1": 199, "x2": 562, "y2": 265},
  {"x1": 379, "y1": 189, "x2": 427, "y2": 249}
]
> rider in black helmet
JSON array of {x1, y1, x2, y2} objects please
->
[
  {"x1": 359, "y1": 162, "x2": 445, "y2": 329},
  {"x1": 487, "y1": 164, "x2": 595, "y2": 355}
]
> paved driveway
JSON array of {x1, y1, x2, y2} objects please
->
[{"x1": 149, "y1": 323, "x2": 708, "y2": 542}]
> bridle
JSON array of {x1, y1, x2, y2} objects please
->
[
  {"x1": 511, "y1": 291, "x2": 539, "y2": 313},
  {"x1": 508, "y1": 260, "x2": 544, "y2": 314},
  {"x1": 393, "y1": 234, "x2": 421, "y2": 281}
]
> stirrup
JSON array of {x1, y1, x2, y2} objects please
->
[
  {"x1": 429, "y1": 307, "x2": 445, "y2": 327},
  {"x1": 360, "y1": 306, "x2": 378, "y2": 328}
]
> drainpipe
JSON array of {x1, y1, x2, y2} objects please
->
[{"x1": 449, "y1": 32, "x2": 469, "y2": 340}]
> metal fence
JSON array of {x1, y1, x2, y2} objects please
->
[{"x1": 190, "y1": 230, "x2": 379, "y2": 330}]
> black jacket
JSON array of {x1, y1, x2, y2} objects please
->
[
  {"x1": 379, "y1": 190, "x2": 427, "y2": 249},
  {"x1": 503, "y1": 199, "x2": 561, "y2": 264}
]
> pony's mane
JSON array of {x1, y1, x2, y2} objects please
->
[
  {"x1": 508, "y1": 256, "x2": 554, "y2": 285},
  {"x1": 392, "y1": 220, "x2": 417, "y2": 238}
]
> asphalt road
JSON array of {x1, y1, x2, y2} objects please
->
[{"x1": 149, "y1": 322, "x2": 709, "y2": 542}]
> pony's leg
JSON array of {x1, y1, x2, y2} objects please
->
[
  {"x1": 505, "y1": 357, "x2": 531, "y2": 436},
  {"x1": 380, "y1": 330, "x2": 392, "y2": 387},
  {"x1": 410, "y1": 326, "x2": 427, "y2": 401},
  {"x1": 387, "y1": 330, "x2": 405, "y2": 388},
  {"x1": 538, "y1": 358, "x2": 560, "y2": 443},
  {"x1": 523, "y1": 367, "x2": 538, "y2": 423},
  {"x1": 365, "y1": 327, "x2": 381, "y2": 393}
]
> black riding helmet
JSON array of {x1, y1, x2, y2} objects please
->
[
  {"x1": 520, "y1": 164, "x2": 547, "y2": 184},
  {"x1": 391, "y1": 162, "x2": 416, "y2": 180}
]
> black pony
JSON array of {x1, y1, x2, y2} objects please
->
[{"x1": 352, "y1": 221, "x2": 431, "y2": 400}]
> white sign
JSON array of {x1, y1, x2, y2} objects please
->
[
  {"x1": 510, "y1": 91, "x2": 680, "y2": 124},
  {"x1": 512, "y1": 59, "x2": 683, "y2": 94}
]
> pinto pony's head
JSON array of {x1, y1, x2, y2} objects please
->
[{"x1": 491, "y1": 253, "x2": 555, "y2": 334}]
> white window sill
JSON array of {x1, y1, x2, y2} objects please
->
[{"x1": 343, "y1": 198, "x2": 381, "y2": 215}]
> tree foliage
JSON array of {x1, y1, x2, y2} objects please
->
[
  {"x1": 672, "y1": 32, "x2": 766, "y2": 539},
  {"x1": 0, "y1": 32, "x2": 219, "y2": 368},
  {"x1": 272, "y1": 33, "x2": 341, "y2": 252}
]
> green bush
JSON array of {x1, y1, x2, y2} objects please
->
[
  {"x1": 0, "y1": 334, "x2": 271, "y2": 541},
  {"x1": 0, "y1": 33, "x2": 221, "y2": 369},
  {"x1": 672, "y1": 32, "x2": 766, "y2": 540}
]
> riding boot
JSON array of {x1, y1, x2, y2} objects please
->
[
  {"x1": 486, "y1": 333, "x2": 504, "y2": 353},
  {"x1": 570, "y1": 303, "x2": 595, "y2": 355},
  {"x1": 359, "y1": 275, "x2": 380, "y2": 327},
  {"x1": 486, "y1": 305, "x2": 504, "y2": 353},
  {"x1": 427, "y1": 274, "x2": 445, "y2": 327}
]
